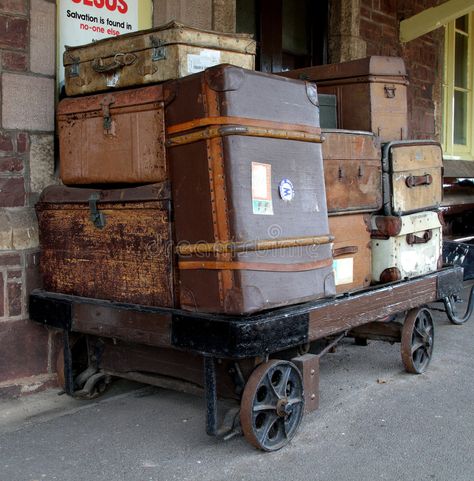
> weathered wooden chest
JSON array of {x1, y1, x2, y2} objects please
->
[{"x1": 36, "y1": 183, "x2": 175, "y2": 307}]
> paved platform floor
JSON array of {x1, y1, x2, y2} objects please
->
[{"x1": 1, "y1": 285, "x2": 473, "y2": 481}]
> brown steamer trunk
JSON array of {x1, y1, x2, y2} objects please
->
[
  {"x1": 322, "y1": 129, "x2": 382, "y2": 215},
  {"x1": 57, "y1": 85, "x2": 167, "y2": 185},
  {"x1": 36, "y1": 183, "x2": 174, "y2": 307},
  {"x1": 279, "y1": 56, "x2": 408, "y2": 142},
  {"x1": 165, "y1": 65, "x2": 335, "y2": 314},
  {"x1": 329, "y1": 214, "x2": 372, "y2": 293}
]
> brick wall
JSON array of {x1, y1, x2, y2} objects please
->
[
  {"x1": 0, "y1": 0, "x2": 59, "y2": 396},
  {"x1": 359, "y1": 0, "x2": 445, "y2": 140}
]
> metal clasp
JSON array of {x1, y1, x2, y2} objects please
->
[
  {"x1": 384, "y1": 84, "x2": 396, "y2": 98},
  {"x1": 89, "y1": 193, "x2": 106, "y2": 229},
  {"x1": 100, "y1": 94, "x2": 115, "y2": 134}
]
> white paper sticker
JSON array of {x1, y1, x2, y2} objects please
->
[
  {"x1": 106, "y1": 71, "x2": 120, "y2": 87},
  {"x1": 333, "y1": 257, "x2": 354, "y2": 285},
  {"x1": 252, "y1": 162, "x2": 273, "y2": 215},
  {"x1": 187, "y1": 49, "x2": 222, "y2": 74}
]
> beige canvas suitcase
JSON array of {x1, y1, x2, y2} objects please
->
[
  {"x1": 64, "y1": 21, "x2": 256, "y2": 96},
  {"x1": 382, "y1": 140, "x2": 443, "y2": 215}
]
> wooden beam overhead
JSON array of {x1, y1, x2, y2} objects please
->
[{"x1": 400, "y1": 0, "x2": 474, "y2": 43}]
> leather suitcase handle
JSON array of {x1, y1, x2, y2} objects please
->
[
  {"x1": 176, "y1": 234, "x2": 334, "y2": 256},
  {"x1": 333, "y1": 246, "x2": 358, "y2": 258},
  {"x1": 92, "y1": 53, "x2": 137, "y2": 73},
  {"x1": 405, "y1": 174, "x2": 433, "y2": 188},
  {"x1": 406, "y1": 230, "x2": 432, "y2": 245}
]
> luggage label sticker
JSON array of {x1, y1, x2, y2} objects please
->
[
  {"x1": 252, "y1": 162, "x2": 274, "y2": 215},
  {"x1": 278, "y1": 179, "x2": 295, "y2": 201},
  {"x1": 187, "y1": 49, "x2": 221, "y2": 74},
  {"x1": 333, "y1": 257, "x2": 354, "y2": 285}
]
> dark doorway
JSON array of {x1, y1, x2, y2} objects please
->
[{"x1": 236, "y1": 0, "x2": 329, "y2": 73}]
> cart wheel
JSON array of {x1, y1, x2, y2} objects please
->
[
  {"x1": 240, "y1": 360, "x2": 304, "y2": 451},
  {"x1": 401, "y1": 308, "x2": 434, "y2": 374}
]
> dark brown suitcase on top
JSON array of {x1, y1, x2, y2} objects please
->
[
  {"x1": 322, "y1": 129, "x2": 382, "y2": 215},
  {"x1": 329, "y1": 214, "x2": 371, "y2": 293},
  {"x1": 280, "y1": 56, "x2": 408, "y2": 142},
  {"x1": 57, "y1": 85, "x2": 167, "y2": 185},
  {"x1": 164, "y1": 65, "x2": 335, "y2": 314},
  {"x1": 36, "y1": 183, "x2": 175, "y2": 307}
]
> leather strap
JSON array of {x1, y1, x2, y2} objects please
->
[
  {"x1": 176, "y1": 234, "x2": 334, "y2": 256},
  {"x1": 167, "y1": 125, "x2": 324, "y2": 147},
  {"x1": 166, "y1": 116, "x2": 322, "y2": 136},
  {"x1": 333, "y1": 246, "x2": 358, "y2": 258},
  {"x1": 179, "y1": 258, "x2": 333, "y2": 272}
]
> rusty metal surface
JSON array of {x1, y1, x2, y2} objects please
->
[
  {"x1": 36, "y1": 184, "x2": 174, "y2": 307},
  {"x1": 57, "y1": 86, "x2": 167, "y2": 185},
  {"x1": 292, "y1": 354, "x2": 319, "y2": 413},
  {"x1": 322, "y1": 130, "x2": 382, "y2": 214}
]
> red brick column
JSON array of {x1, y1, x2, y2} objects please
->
[{"x1": 0, "y1": 0, "x2": 59, "y2": 396}]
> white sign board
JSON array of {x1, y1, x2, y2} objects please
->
[{"x1": 57, "y1": 0, "x2": 152, "y2": 88}]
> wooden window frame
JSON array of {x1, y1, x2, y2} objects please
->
[{"x1": 443, "y1": 13, "x2": 474, "y2": 160}]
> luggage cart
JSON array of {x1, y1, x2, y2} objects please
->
[{"x1": 29, "y1": 266, "x2": 473, "y2": 451}]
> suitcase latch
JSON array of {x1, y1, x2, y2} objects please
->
[
  {"x1": 65, "y1": 52, "x2": 80, "y2": 78},
  {"x1": 384, "y1": 85, "x2": 396, "y2": 98},
  {"x1": 100, "y1": 95, "x2": 115, "y2": 134},
  {"x1": 89, "y1": 193, "x2": 106, "y2": 229},
  {"x1": 151, "y1": 37, "x2": 166, "y2": 61}
]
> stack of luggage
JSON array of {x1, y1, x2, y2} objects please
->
[
  {"x1": 281, "y1": 57, "x2": 443, "y2": 288},
  {"x1": 36, "y1": 21, "x2": 444, "y2": 317},
  {"x1": 37, "y1": 22, "x2": 337, "y2": 315}
]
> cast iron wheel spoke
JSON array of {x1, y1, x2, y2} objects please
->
[
  {"x1": 261, "y1": 415, "x2": 279, "y2": 442},
  {"x1": 240, "y1": 360, "x2": 305, "y2": 451},
  {"x1": 287, "y1": 397, "x2": 304, "y2": 407},
  {"x1": 278, "y1": 366, "x2": 292, "y2": 398},
  {"x1": 411, "y1": 340, "x2": 424, "y2": 354},
  {"x1": 401, "y1": 308, "x2": 434, "y2": 374},
  {"x1": 265, "y1": 372, "x2": 282, "y2": 401},
  {"x1": 253, "y1": 403, "x2": 278, "y2": 413}
]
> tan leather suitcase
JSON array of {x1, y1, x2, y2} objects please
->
[
  {"x1": 279, "y1": 56, "x2": 408, "y2": 142},
  {"x1": 36, "y1": 183, "x2": 175, "y2": 307},
  {"x1": 165, "y1": 65, "x2": 335, "y2": 314},
  {"x1": 322, "y1": 129, "x2": 382, "y2": 214},
  {"x1": 57, "y1": 85, "x2": 167, "y2": 185},
  {"x1": 329, "y1": 214, "x2": 371, "y2": 293},
  {"x1": 64, "y1": 21, "x2": 256, "y2": 96},
  {"x1": 382, "y1": 140, "x2": 443, "y2": 215}
]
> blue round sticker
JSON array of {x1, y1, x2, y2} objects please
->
[{"x1": 279, "y1": 179, "x2": 295, "y2": 201}]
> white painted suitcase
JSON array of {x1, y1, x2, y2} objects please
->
[{"x1": 371, "y1": 211, "x2": 442, "y2": 283}]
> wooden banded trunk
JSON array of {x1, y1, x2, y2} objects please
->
[{"x1": 164, "y1": 64, "x2": 335, "y2": 314}]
